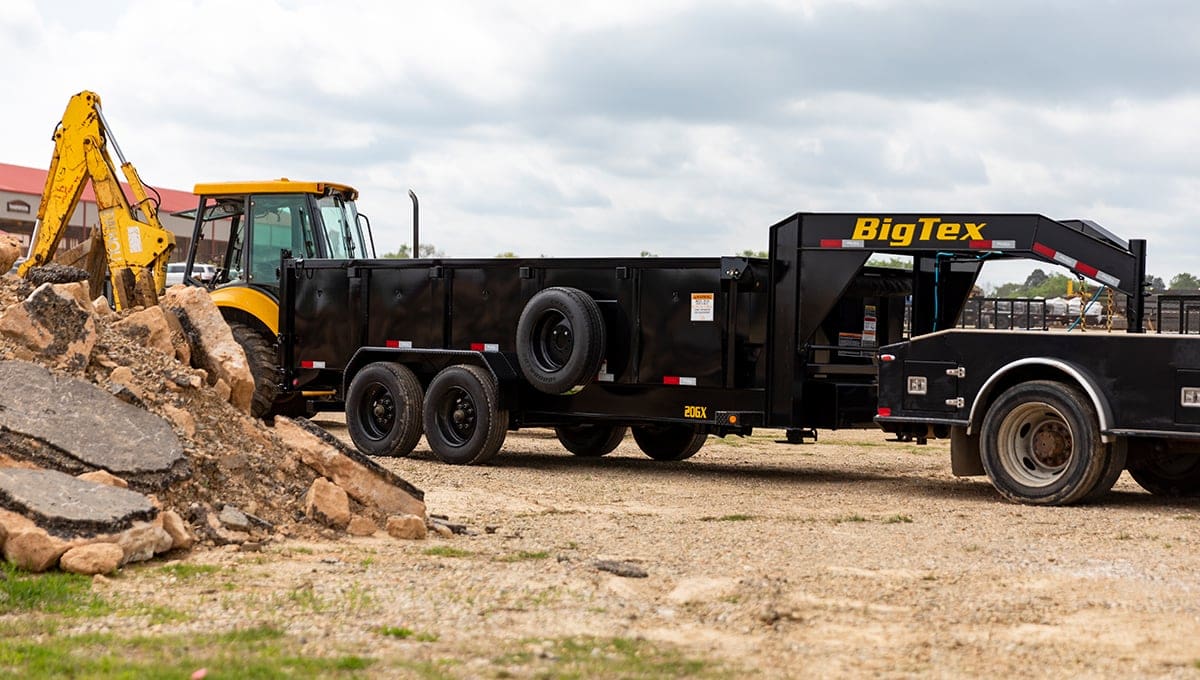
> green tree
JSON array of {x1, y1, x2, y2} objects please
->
[
  {"x1": 1147, "y1": 275, "x2": 1166, "y2": 292},
  {"x1": 640, "y1": 250, "x2": 657, "y2": 257},
  {"x1": 739, "y1": 249, "x2": 768, "y2": 258},
  {"x1": 495, "y1": 251, "x2": 518, "y2": 258},
  {"x1": 866, "y1": 256, "x2": 912, "y2": 270},
  {"x1": 382, "y1": 243, "x2": 443, "y2": 258},
  {"x1": 1170, "y1": 273, "x2": 1200, "y2": 290},
  {"x1": 1024, "y1": 268, "x2": 1049, "y2": 288}
]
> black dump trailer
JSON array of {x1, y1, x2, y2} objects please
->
[
  {"x1": 276, "y1": 213, "x2": 915, "y2": 466},
  {"x1": 276, "y1": 211, "x2": 1199, "y2": 505}
]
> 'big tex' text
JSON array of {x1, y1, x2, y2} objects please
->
[{"x1": 852, "y1": 217, "x2": 986, "y2": 247}]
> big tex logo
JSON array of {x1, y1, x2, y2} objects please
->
[{"x1": 852, "y1": 217, "x2": 986, "y2": 247}]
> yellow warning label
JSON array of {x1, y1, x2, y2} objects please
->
[{"x1": 691, "y1": 293, "x2": 714, "y2": 322}]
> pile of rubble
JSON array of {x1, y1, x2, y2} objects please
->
[{"x1": 0, "y1": 238, "x2": 430, "y2": 575}]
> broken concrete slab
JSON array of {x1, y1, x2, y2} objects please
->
[
  {"x1": 273, "y1": 417, "x2": 426, "y2": 518},
  {"x1": 0, "y1": 468, "x2": 157, "y2": 537},
  {"x1": 0, "y1": 360, "x2": 188, "y2": 489},
  {"x1": 160, "y1": 286, "x2": 254, "y2": 413},
  {"x1": 0, "y1": 283, "x2": 96, "y2": 370}
]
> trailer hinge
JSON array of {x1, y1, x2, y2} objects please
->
[
  {"x1": 945, "y1": 366, "x2": 966, "y2": 378},
  {"x1": 945, "y1": 397, "x2": 965, "y2": 409}
]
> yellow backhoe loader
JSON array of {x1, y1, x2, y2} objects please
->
[
  {"x1": 24, "y1": 91, "x2": 379, "y2": 418},
  {"x1": 18, "y1": 90, "x2": 174, "y2": 308}
]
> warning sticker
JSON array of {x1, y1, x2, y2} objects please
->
[{"x1": 690, "y1": 293, "x2": 715, "y2": 322}]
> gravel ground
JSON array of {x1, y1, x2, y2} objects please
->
[{"x1": 97, "y1": 420, "x2": 1200, "y2": 678}]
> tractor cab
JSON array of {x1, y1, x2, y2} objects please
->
[{"x1": 180, "y1": 180, "x2": 373, "y2": 294}]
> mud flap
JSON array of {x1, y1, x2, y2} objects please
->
[{"x1": 950, "y1": 426, "x2": 984, "y2": 476}]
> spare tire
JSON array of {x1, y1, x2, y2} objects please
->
[{"x1": 516, "y1": 287, "x2": 605, "y2": 394}]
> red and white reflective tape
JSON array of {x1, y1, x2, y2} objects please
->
[
  {"x1": 385, "y1": 340, "x2": 413, "y2": 349},
  {"x1": 968, "y1": 239, "x2": 1016, "y2": 250},
  {"x1": 300, "y1": 360, "x2": 326, "y2": 369},
  {"x1": 1032, "y1": 242, "x2": 1120, "y2": 287},
  {"x1": 663, "y1": 376, "x2": 697, "y2": 386},
  {"x1": 819, "y1": 239, "x2": 865, "y2": 248},
  {"x1": 470, "y1": 342, "x2": 500, "y2": 352}
]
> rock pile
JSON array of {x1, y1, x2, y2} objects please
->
[{"x1": 0, "y1": 258, "x2": 428, "y2": 575}]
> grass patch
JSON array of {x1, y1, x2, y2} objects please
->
[
  {"x1": 0, "y1": 563, "x2": 110, "y2": 617},
  {"x1": 699, "y1": 514, "x2": 755, "y2": 522},
  {"x1": 378, "y1": 626, "x2": 439, "y2": 642},
  {"x1": 119, "y1": 603, "x2": 192, "y2": 625},
  {"x1": 883, "y1": 514, "x2": 914, "y2": 524},
  {"x1": 494, "y1": 636, "x2": 729, "y2": 678},
  {"x1": 156, "y1": 563, "x2": 221, "y2": 580},
  {"x1": 423, "y1": 546, "x2": 472, "y2": 559},
  {"x1": 832, "y1": 514, "x2": 869, "y2": 524},
  {"x1": 0, "y1": 626, "x2": 374, "y2": 678},
  {"x1": 499, "y1": 551, "x2": 550, "y2": 562}
]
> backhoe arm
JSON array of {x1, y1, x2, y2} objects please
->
[{"x1": 18, "y1": 91, "x2": 175, "y2": 308}]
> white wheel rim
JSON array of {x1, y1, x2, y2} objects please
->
[{"x1": 996, "y1": 401, "x2": 1074, "y2": 488}]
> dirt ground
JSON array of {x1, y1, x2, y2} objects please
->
[{"x1": 107, "y1": 420, "x2": 1200, "y2": 678}]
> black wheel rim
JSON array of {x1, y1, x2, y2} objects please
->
[
  {"x1": 437, "y1": 386, "x2": 477, "y2": 447},
  {"x1": 360, "y1": 382, "x2": 395, "y2": 440},
  {"x1": 531, "y1": 310, "x2": 573, "y2": 372}
]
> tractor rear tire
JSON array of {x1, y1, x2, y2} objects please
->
[{"x1": 229, "y1": 321, "x2": 278, "y2": 419}]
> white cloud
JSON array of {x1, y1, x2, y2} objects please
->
[{"x1": 5, "y1": 0, "x2": 1200, "y2": 287}]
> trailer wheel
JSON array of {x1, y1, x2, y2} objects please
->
[
  {"x1": 1127, "y1": 445, "x2": 1200, "y2": 497},
  {"x1": 632, "y1": 424, "x2": 706, "y2": 461},
  {"x1": 980, "y1": 381, "x2": 1107, "y2": 505},
  {"x1": 346, "y1": 362, "x2": 423, "y2": 457},
  {"x1": 555, "y1": 423, "x2": 627, "y2": 457},
  {"x1": 423, "y1": 365, "x2": 509, "y2": 465},
  {"x1": 229, "y1": 321, "x2": 278, "y2": 419},
  {"x1": 516, "y1": 287, "x2": 605, "y2": 395}
]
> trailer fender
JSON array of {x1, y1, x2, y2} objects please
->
[
  {"x1": 967, "y1": 358, "x2": 1114, "y2": 443},
  {"x1": 342, "y1": 347, "x2": 521, "y2": 403}
]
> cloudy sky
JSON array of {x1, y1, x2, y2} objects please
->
[{"x1": 4, "y1": 0, "x2": 1198, "y2": 287}]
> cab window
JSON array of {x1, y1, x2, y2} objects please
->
[{"x1": 248, "y1": 194, "x2": 317, "y2": 285}]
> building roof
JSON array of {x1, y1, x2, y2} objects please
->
[{"x1": 0, "y1": 161, "x2": 195, "y2": 213}]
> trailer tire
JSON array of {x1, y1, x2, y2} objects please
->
[
  {"x1": 555, "y1": 423, "x2": 627, "y2": 457},
  {"x1": 1127, "y1": 445, "x2": 1200, "y2": 497},
  {"x1": 229, "y1": 321, "x2": 278, "y2": 419},
  {"x1": 423, "y1": 364, "x2": 508, "y2": 465},
  {"x1": 346, "y1": 362, "x2": 423, "y2": 457},
  {"x1": 516, "y1": 287, "x2": 605, "y2": 395},
  {"x1": 980, "y1": 380, "x2": 1107, "y2": 505},
  {"x1": 632, "y1": 424, "x2": 706, "y2": 461},
  {"x1": 1082, "y1": 440, "x2": 1128, "y2": 502}
]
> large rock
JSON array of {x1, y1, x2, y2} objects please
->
[
  {"x1": 0, "y1": 282, "x2": 96, "y2": 370},
  {"x1": 59, "y1": 543, "x2": 123, "y2": 575},
  {"x1": 386, "y1": 514, "x2": 427, "y2": 540},
  {"x1": 114, "y1": 306, "x2": 177, "y2": 359},
  {"x1": 0, "y1": 362, "x2": 188, "y2": 489},
  {"x1": 4, "y1": 529, "x2": 69, "y2": 572},
  {"x1": 273, "y1": 417, "x2": 426, "y2": 518},
  {"x1": 159, "y1": 510, "x2": 195, "y2": 551},
  {"x1": 160, "y1": 286, "x2": 253, "y2": 413},
  {"x1": 0, "y1": 232, "x2": 22, "y2": 273},
  {"x1": 305, "y1": 478, "x2": 351, "y2": 529},
  {"x1": 116, "y1": 521, "x2": 173, "y2": 564}
]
